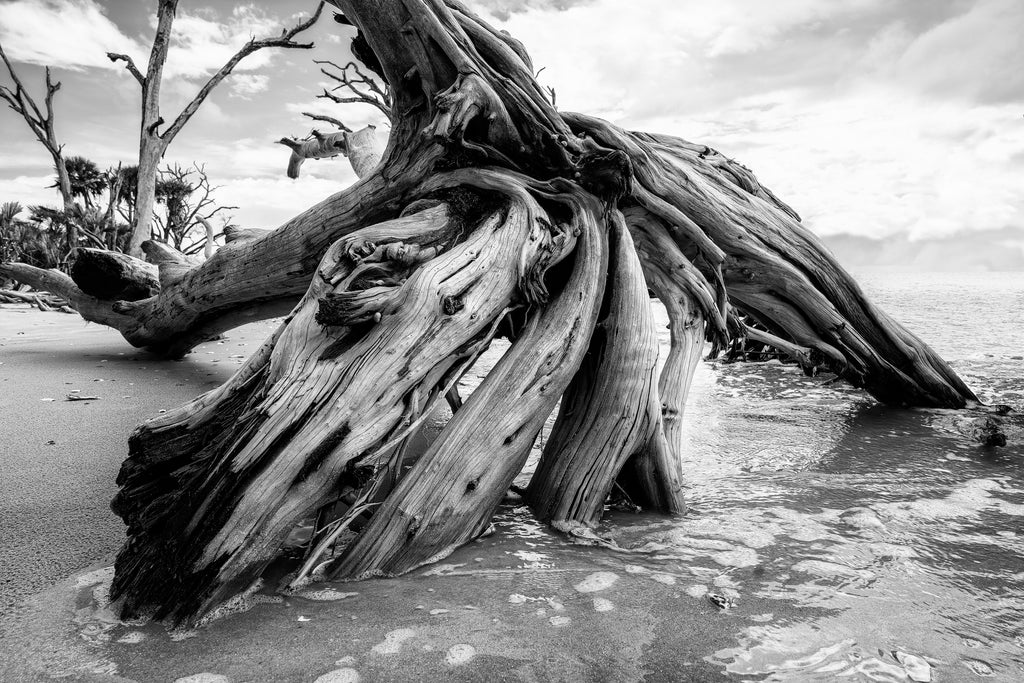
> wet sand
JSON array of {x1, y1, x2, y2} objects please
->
[
  {"x1": 0, "y1": 307, "x2": 738, "y2": 682},
  {"x1": 1, "y1": 509, "x2": 748, "y2": 682},
  {"x1": 0, "y1": 306, "x2": 278, "y2": 615},
  {"x1": 3, "y1": 297, "x2": 1022, "y2": 682}
]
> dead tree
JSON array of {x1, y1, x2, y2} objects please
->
[
  {"x1": 278, "y1": 125, "x2": 382, "y2": 178},
  {"x1": 0, "y1": 0, "x2": 993, "y2": 624},
  {"x1": 314, "y1": 58, "x2": 392, "y2": 117},
  {"x1": 152, "y1": 163, "x2": 236, "y2": 255},
  {"x1": 278, "y1": 56, "x2": 392, "y2": 178},
  {"x1": 108, "y1": 0, "x2": 325, "y2": 257},
  {"x1": 0, "y1": 41, "x2": 77, "y2": 249}
]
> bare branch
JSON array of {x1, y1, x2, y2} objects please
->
[
  {"x1": 277, "y1": 130, "x2": 348, "y2": 178},
  {"x1": 0, "y1": 42, "x2": 68, "y2": 189},
  {"x1": 107, "y1": 52, "x2": 145, "y2": 85},
  {"x1": 302, "y1": 111, "x2": 352, "y2": 132},
  {"x1": 0, "y1": 41, "x2": 49, "y2": 144},
  {"x1": 162, "y1": 1, "x2": 325, "y2": 144},
  {"x1": 314, "y1": 59, "x2": 392, "y2": 117}
]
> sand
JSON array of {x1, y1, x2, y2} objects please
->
[{"x1": 0, "y1": 305, "x2": 743, "y2": 682}]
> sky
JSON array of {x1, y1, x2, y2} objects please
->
[{"x1": 1, "y1": 0, "x2": 1022, "y2": 267}]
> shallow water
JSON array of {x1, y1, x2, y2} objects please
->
[
  {"x1": 589, "y1": 270, "x2": 1024, "y2": 680},
  {"x1": 14, "y1": 271, "x2": 1023, "y2": 682}
]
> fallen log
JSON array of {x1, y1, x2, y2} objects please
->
[{"x1": 70, "y1": 248, "x2": 159, "y2": 301}]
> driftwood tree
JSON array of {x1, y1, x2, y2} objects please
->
[
  {"x1": 0, "y1": 41, "x2": 77, "y2": 249},
  {"x1": 108, "y1": 0, "x2": 325, "y2": 257},
  {"x1": 0, "y1": 1, "x2": 994, "y2": 624},
  {"x1": 152, "y1": 163, "x2": 235, "y2": 255},
  {"x1": 278, "y1": 54, "x2": 392, "y2": 179}
]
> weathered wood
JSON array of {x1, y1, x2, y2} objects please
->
[
  {"x1": 279, "y1": 131, "x2": 346, "y2": 178},
  {"x1": 85, "y1": 0, "x2": 993, "y2": 628},
  {"x1": 526, "y1": 215, "x2": 660, "y2": 527},
  {"x1": 110, "y1": 175, "x2": 584, "y2": 620},
  {"x1": 279, "y1": 125, "x2": 381, "y2": 179},
  {"x1": 70, "y1": 248, "x2": 159, "y2": 301},
  {"x1": 141, "y1": 239, "x2": 199, "y2": 288},
  {"x1": 223, "y1": 226, "x2": 272, "y2": 244},
  {"x1": 624, "y1": 213, "x2": 708, "y2": 513},
  {"x1": 333, "y1": 189, "x2": 607, "y2": 579},
  {"x1": 567, "y1": 112, "x2": 977, "y2": 408}
]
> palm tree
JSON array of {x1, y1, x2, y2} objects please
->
[
  {"x1": 0, "y1": 201, "x2": 63, "y2": 268},
  {"x1": 0, "y1": 200, "x2": 23, "y2": 262},
  {"x1": 0, "y1": 201, "x2": 21, "y2": 230},
  {"x1": 55, "y1": 156, "x2": 108, "y2": 209}
]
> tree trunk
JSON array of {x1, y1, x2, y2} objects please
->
[
  {"x1": 129, "y1": 141, "x2": 164, "y2": 258},
  {"x1": 70, "y1": 248, "x2": 159, "y2": 301},
  {"x1": 0, "y1": 0, "x2": 994, "y2": 626},
  {"x1": 53, "y1": 155, "x2": 78, "y2": 253},
  {"x1": 124, "y1": 0, "x2": 175, "y2": 258}
]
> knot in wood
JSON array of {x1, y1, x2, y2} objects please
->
[
  {"x1": 576, "y1": 149, "x2": 633, "y2": 202},
  {"x1": 441, "y1": 294, "x2": 464, "y2": 315},
  {"x1": 347, "y1": 240, "x2": 376, "y2": 261},
  {"x1": 407, "y1": 514, "x2": 422, "y2": 537}
]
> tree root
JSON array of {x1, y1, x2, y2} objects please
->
[
  {"x1": 96, "y1": 0, "x2": 994, "y2": 626},
  {"x1": 526, "y1": 213, "x2": 664, "y2": 526},
  {"x1": 111, "y1": 172, "x2": 592, "y2": 622}
]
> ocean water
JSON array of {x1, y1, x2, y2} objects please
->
[
  {"x1": 597, "y1": 271, "x2": 1024, "y2": 680},
  {"x1": 32, "y1": 271, "x2": 1022, "y2": 681}
]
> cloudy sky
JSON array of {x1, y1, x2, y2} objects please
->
[{"x1": 1, "y1": 0, "x2": 1022, "y2": 263}]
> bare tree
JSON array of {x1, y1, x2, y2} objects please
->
[
  {"x1": 152, "y1": 163, "x2": 236, "y2": 254},
  {"x1": 0, "y1": 42, "x2": 77, "y2": 250},
  {"x1": 314, "y1": 58, "x2": 391, "y2": 118},
  {"x1": 108, "y1": 0, "x2": 325, "y2": 257},
  {"x1": 276, "y1": 56, "x2": 391, "y2": 178}
]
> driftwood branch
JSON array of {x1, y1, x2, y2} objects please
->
[
  {"x1": 0, "y1": 42, "x2": 61, "y2": 159},
  {"x1": 162, "y1": 1, "x2": 325, "y2": 144},
  {"x1": 302, "y1": 112, "x2": 352, "y2": 132},
  {"x1": 315, "y1": 59, "x2": 392, "y2": 117},
  {"x1": 278, "y1": 125, "x2": 381, "y2": 179},
  {"x1": 106, "y1": 52, "x2": 145, "y2": 85}
]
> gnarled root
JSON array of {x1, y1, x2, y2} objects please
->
[
  {"x1": 566, "y1": 112, "x2": 977, "y2": 408},
  {"x1": 331, "y1": 189, "x2": 607, "y2": 579},
  {"x1": 103, "y1": 0, "x2": 992, "y2": 628},
  {"x1": 525, "y1": 213, "x2": 663, "y2": 527},
  {"x1": 109, "y1": 172, "x2": 594, "y2": 622}
]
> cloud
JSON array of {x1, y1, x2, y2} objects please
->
[
  {"x1": 473, "y1": 0, "x2": 597, "y2": 22},
  {"x1": 0, "y1": 0, "x2": 319, "y2": 82},
  {"x1": 889, "y1": 0, "x2": 1024, "y2": 103},
  {"x1": 214, "y1": 172, "x2": 358, "y2": 229},
  {"x1": 229, "y1": 73, "x2": 271, "y2": 99},
  {"x1": 478, "y1": 0, "x2": 1024, "y2": 242},
  {"x1": 1, "y1": 0, "x2": 1021, "y2": 262},
  {"x1": 823, "y1": 227, "x2": 1024, "y2": 271},
  {"x1": 0, "y1": 0, "x2": 143, "y2": 71},
  {"x1": 0, "y1": 175, "x2": 63, "y2": 210}
]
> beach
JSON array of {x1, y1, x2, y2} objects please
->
[{"x1": 1, "y1": 270, "x2": 1022, "y2": 682}]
